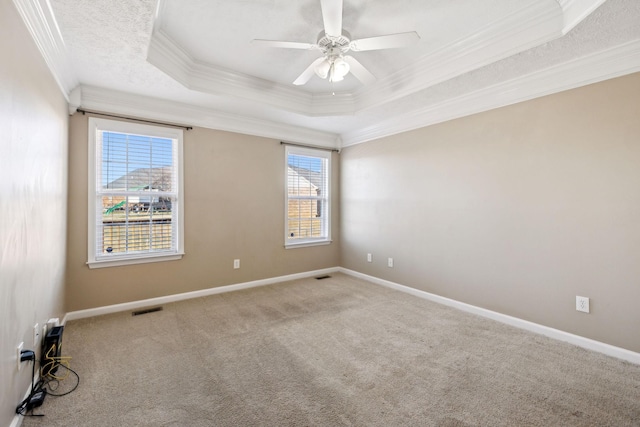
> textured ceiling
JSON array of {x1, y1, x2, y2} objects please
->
[{"x1": 43, "y1": 0, "x2": 640, "y2": 146}]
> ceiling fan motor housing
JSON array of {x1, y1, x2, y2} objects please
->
[{"x1": 317, "y1": 30, "x2": 352, "y2": 54}]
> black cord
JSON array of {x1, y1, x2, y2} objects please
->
[
  {"x1": 30, "y1": 352, "x2": 35, "y2": 394},
  {"x1": 15, "y1": 354, "x2": 81, "y2": 417},
  {"x1": 41, "y1": 364, "x2": 80, "y2": 397},
  {"x1": 15, "y1": 357, "x2": 44, "y2": 417}
]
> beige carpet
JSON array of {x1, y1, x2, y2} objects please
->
[{"x1": 23, "y1": 273, "x2": 640, "y2": 426}]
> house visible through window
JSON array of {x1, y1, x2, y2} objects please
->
[
  {"x1": 88, "y1": 118, "x2": 184, "y2": 268},
  {"x1": 285, "y1": 146, "x2": 331, "y2": 247}
]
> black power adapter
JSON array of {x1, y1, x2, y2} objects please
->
[
  {"x1": 15, "y1": 389, "x2": 46, "y2": 416},
  {"x1": 15, "y1": 348, "x2": 46, "y2": 416},
  {"x1": 26, "y1": 390, "x2": 46, "y2": 410}
]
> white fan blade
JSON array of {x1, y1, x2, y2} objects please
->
[
  {"x1": 350, "y1": 31, "x2": 420, "y2": 51},
  {"x1": 251, "y1": 39, "x2": 317, "y2": 50},
  {"x1": 321, "y1": 0, "x2": 343, "y2": 38},
  {"x1": 343, "y1": 55, "x2": 376, "y2": 85},
  {"x1": 293, "y1": 57, "x2": 327, "y2": 85}
]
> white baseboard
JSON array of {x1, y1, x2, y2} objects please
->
[
  {"x1": 339, "y1": 268, "x2": 640, "y2": 365},
  {"x1": 63, "y1": 267, "x2": 340, "y2": 323},
  {"x1": 10, "y1": 371, "x2": 41, "y2": 427},
  {"x1": 61, "y1": 265, "x2": 640, "y2": 365},
  {"x1": 10, "y1": 401, "x2": 26, "y2": 427},
  {"x1": 9, "y1": 393, "x2": 27, "y2": 427}
]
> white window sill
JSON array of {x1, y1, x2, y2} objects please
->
[
  {"x1": 285, "y1": 240, "x2": 332, "y2": 249},
  {"x1": 87, "y1": 252, "x2": 184, "y2": 269}
]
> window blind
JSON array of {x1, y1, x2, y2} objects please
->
[
  {"x1": 95, "y1": 130, "x2": 178, "y2": 259},
  {"x1": 286, "y1": 148, "x2": 330, "y2": 244}
]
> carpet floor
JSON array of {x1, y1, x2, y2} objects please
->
[{"x1": 22, "y1": 273, "x2": 640, "y2": 426}]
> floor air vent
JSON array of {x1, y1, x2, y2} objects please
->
[
  {"x1": 132, "y1": 306, "x2": 163, "y2": 316},
  {"x1": 315, "y1": 275, "x2": 331, "y2": 280}
]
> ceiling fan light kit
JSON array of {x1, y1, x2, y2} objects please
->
[
  {"x1": 329, "y1": 57, "x2": 350, "y2": 82},
  {"x1": 314, "y1": 50, "x2": 351, "y2": 82},
  {"x1": 252, "y1": 0, "x2": 419, "y2": 87}
]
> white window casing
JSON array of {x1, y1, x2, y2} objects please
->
[
  {"x1": 87, "y1": 117, "x2": 184, "y2": 268},
  {"x1": 285, "y1": 146, "x2": 331, "y2": 248}
]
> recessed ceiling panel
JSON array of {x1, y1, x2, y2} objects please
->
[
  {"x1": 156, "y1": 0, "x2": 551, "y2": 93},
  {"x1": 40, "y1": 0, "x2": 635, "y2": 146}
]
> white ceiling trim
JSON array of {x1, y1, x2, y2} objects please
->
[
  {"x1": 148, "y1": 1, "x2": 587, "y2": 118},
  {"x1": 16, "y1": 0, "x2": 629, "y2": 150},
  {"x1": 342, "y1": 39, "x2": 640, "y2": 147},
  {"x1": 557, "y1": 0, "x2": 608, "y2": 34},
  {"x1": 78, "y1": 38, "x2": 640, "y2": 150},
  {"x1": 12, "y1": 0, "x2": 77, "y2": 101},
  {"x1": 354, "y1": 1, "x2": 564, "y2": 112},
  {"x1": 147, "y1": 30, "x2": 354, "y2": 117},
  {"x1": 77, "y1": 85, "x2": 341, "y2": 148}
]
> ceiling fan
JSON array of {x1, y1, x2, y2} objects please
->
[{"x1": 251, "y1": 0, "x2": 420, "y2": 86}]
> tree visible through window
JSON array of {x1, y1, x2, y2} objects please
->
[
  {"x1": 88, "y1": 118, "x2": 184, "y2": 268},
  {"x1": 286, "y1": 146, "x2": 330, "y2": 247}
]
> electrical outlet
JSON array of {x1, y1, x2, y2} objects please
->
[
  {"x1": 388, "y1": 257, "x2": 394, "y2": 268},
  {"x1": 33, "y1": 323, "x2": 39, "y2": 348},
  {"x1": 17, "y1": 342, "x2": 23, "y2": 371},
  {"x1": 233, "y1": 259, "x2": 240, "y2": 269},
  {"x1": 367, "y1": 253, "x2": 372, "y2": 262},
  {"x1": 576, "y1": 296, "x2": 590, "y2": 313}
]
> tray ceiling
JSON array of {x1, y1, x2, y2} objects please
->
[{"x1": 13, "y1": 0, "x2": 640, "y2": 147}]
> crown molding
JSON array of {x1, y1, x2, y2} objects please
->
[
  {"x1": 355, "y1": 1, "x2": 563, "y2": 112},
  {"x1": 148, "y1": 29, "x2": 358, "y2": 117},
  {"x1": 145, "y1": 27, "x2": 193, "y2": 89},
  {"x1": 77, "y1": 37, "x2": 640, "y2": 151},
  {"x1": 341, "y1": 39, "x2": 640, "y2": 147},
  {"x1": 557, "y1": 0, "x2": 608, "y2": 34},
  {"x1": 16, "y1": 0, "x2": 615, "y2": 150},
  {"x1": 147, "y1": 0, "x2": 604, "y2": 119},
  {"x1": 12, "y1": 0, "x2": 78, "y2": 101},
  {"x1": 68, "y1": 85, "x2": 81, "y2": 115},
  {"x1": 77, "y1": 85, "x2": 340, "y2": 148}
]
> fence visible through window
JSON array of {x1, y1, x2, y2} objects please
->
[{"x1": 286, "y1": 147, "x2": 330, "y2": 245}]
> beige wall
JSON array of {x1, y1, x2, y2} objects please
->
[
  {"x1": 65, "y1": 115, "x2": 340, "y2": 311},
  {"x1": 0, "y1": 1, "x2": 69, "y2": 424},
  {"x1": 341, "y1": 72, "x2": 640, "y2": 353}
]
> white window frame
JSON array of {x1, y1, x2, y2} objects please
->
[
  {"x1": 285, "y1": 146, "x2": 331, "y2": 248},
  {"x1": 87, "y1": 117, "x2": 184, "y2": 269}
]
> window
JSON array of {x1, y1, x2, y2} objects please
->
[
  {"x1": 285, "y1": 146, "x2": 331, "y2": 248},
  {"x1": 88, "y1": 118, "x2": 184, "y2": 268}
]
